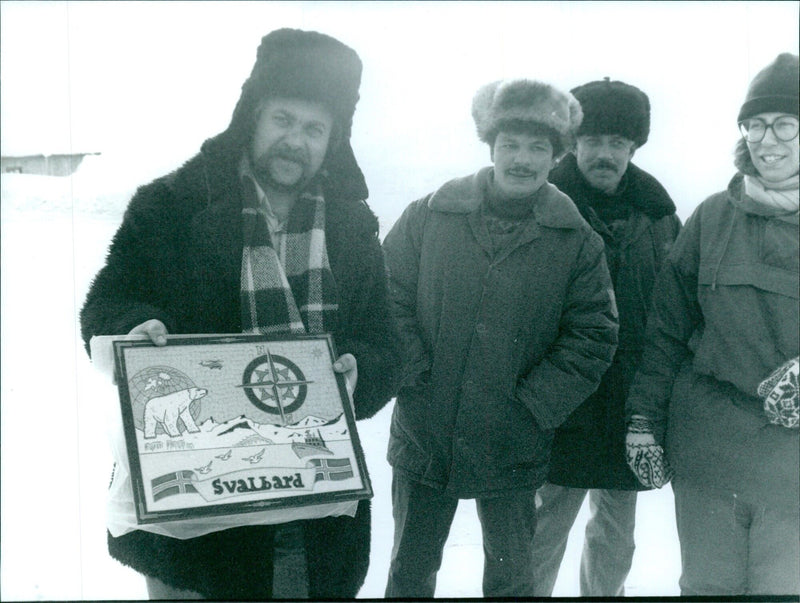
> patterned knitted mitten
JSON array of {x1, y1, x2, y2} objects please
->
[
  {"x1": 758, "y1": 357, "x2": 799, "y2": 429},
  {"x1": 625, "y1": 415, "x2": 674, "y2": 489}
]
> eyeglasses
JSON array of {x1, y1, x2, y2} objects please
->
[{"x1": 738, "y1": 116, "x2": 799, "y2": 143}]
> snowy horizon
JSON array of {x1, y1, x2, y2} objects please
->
[{"x1": 3, "y1": 2, "x2": 800, "y2": 230}]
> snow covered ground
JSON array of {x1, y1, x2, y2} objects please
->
[{"x1": 1, "y1": 169, "x2": 681, "y2": 600}]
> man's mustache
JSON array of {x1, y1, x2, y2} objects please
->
[
  {"x1": 589, "y1": 159, "x2": 617, "y2": 172},
  {"x1": 269, "y1": 145, "x2": 309, "y2": 166},
  {"x1": 507, "y1": 168, "x2": 536, "y2": 177}
]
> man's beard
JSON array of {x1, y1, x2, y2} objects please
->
[{"x1": 250, "y1": 145, "x2": 312, "y2": 194}]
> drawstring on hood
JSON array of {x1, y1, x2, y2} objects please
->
[{"x1": 710, "y1": 205, "x2": 738, "y2": 291}]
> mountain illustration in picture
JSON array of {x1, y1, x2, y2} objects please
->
[
  {"x1": 128, "y1": 366, "x2": 204, "y2": 437},
  {"x1": 138, "y1": 411, "x2": 348, "y2": 453}
]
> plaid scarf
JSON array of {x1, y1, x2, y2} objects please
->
[{"x1": 240, "y1": 174, "x2": 338, "y2": 335}]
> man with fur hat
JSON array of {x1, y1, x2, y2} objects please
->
[
  {"x1": 382, "y1": 78, "x2": 619, "y2": 597},
  {"x1": 80, "y1": 29, "x2": 399, "y2": 599},
  {"x1": 531, "y1": 78, "x2": 681, "y2": 597}
]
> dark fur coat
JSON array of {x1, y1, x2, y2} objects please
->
[{"x1": 80, "y1": 131, "x2": 400, "y2": 598}]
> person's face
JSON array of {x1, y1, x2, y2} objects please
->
[
  {"x1": 744, "y1": 112, "x2": 800, "y2": 182},
  {"x1": 491, "y1": 131, "x2": 556, "y2": 199},
  {"x1": 575, "y1": 134, "x2": 637, "y2": 194},
  {"x1": 250, "y1": 97, "x2": 333, "y2": 192}
]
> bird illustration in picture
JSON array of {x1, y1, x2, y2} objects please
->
[
  {"x1": 243, "y1": 448, "x2": 266, "y2": 464},
  {"x1": 195, "y1": 460, "x2": 213, "y2": 474}
]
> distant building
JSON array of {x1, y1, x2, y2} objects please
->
[{"x1": 1, "y1": 152, "x2": 101, "y2": 177}]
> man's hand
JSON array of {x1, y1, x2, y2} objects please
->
[
  {"x1": 333, "y1": 353, "x2": 358, "y2": 398},
  {"x1": 625, "y1": 415, "x2": 673, "y2": 489},
  {"x1": 128, "y1": 319, "x2": 169, "y2": 346}
]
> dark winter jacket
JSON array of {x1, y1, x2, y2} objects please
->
[
  {"x1": 546, "y1": 154, "x2": 681, "y2": 490},
  {"x1": 382, "y1": 167, "x2": 618, "y2": 498},
  {"x1": 79, "y1": 130, "x2": 400, "y2": 598},
  {"x1": 626, "y1": 173, "x2": 799, "y2": 510}
]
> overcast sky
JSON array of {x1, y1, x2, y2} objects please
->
[{"x1": 2, "y1": 1, "x2": 798, "y2": 225}]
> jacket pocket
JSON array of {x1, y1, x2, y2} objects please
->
[
  {"x1": 760, "y1": 219, "x2": 800, "y2": 273},
  {"x1": 388, "y1": 381, "x2": 432, "y2": 472},
  {"x1": 388, "y1": 410, "x2": 430, "y2": 476},
  {"x1": 698, "y1": 262, "x2": 799, "y2": 299},
  {"x1": 486, "y1": 395, "x2": 554, "y2": 467}
]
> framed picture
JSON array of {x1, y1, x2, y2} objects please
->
[{"x1": 113, "y1": 333, "x2": 372, "y2": 524}]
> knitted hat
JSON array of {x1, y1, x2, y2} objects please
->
[
  {"x1": 571, "y1": 78, "x2": 650, "y2": 147},
  {"x1": 472, "y1": 79, "x2": 583, "y2": 150},
  {"x1": 738, "y1": 53, "x2": 800, "y2": 122},
  {"x1": 225, "y1": 28, "x2": 368, "y2": 202}
]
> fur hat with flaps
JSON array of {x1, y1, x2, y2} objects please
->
[
  {"x1": 738, "y1": 52, "x2": 799, "y2": 122},
  {"x1": 472, "y1": 79, "x2": 583, "y2": 152},
  {"x1": 225, "y1": 28, "x2": 367, "y2": 201},
  {"x1": 571, "y1": 78, "x2": 650, "y2": 148}
]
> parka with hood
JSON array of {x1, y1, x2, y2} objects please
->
[
  {"x1": 625, "y1": 172, "x2": 799, "y2": 510},
  {"x1": 79, "y1": 29, "x2": 400, "y2": 599}
]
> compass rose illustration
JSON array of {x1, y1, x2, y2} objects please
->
[{"x1": 238, "y1": 350, "x2": 313, "y2": 424}]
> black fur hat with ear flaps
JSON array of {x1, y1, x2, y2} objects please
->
[
  {"x1": 571, "y1": 78, "x2": 651, "y2": 148},
  {"x1": 222, "y1": 28, "x2": 368, "y2": 202}
]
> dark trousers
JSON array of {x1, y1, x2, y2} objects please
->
[
  {"x1": 385, "y1": 472, "x2": 537, "y2": 597},
  {"x1": 673, "y1": 477, "x2": 800, "y2": 595}
]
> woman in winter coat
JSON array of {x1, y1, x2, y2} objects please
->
[{"x1": 625, "y1": 53, "x2": 799, "y2": 596}]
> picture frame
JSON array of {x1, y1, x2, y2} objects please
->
[{"x1": 112, "y1": 333, "x2": 372, "y2": 524}]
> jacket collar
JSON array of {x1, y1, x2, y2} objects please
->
[
  {"x1": 549, "y1": 153, "x2": 676, "y2": 221},
  {"x1": 428, "y1": 166, "x2": 586, "y2": 229}
]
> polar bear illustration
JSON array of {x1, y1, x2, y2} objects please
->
[{"x1": 143, "y1": 387, "x2": 208, "y2": 439}]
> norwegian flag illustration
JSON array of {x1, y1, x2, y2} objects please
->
[
  {"x1": 308, "y1": 457, "x2": 354, "y2": 482},
  {"x1": 152, "y1": 470, "x2": 199, "y2": 501}
]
